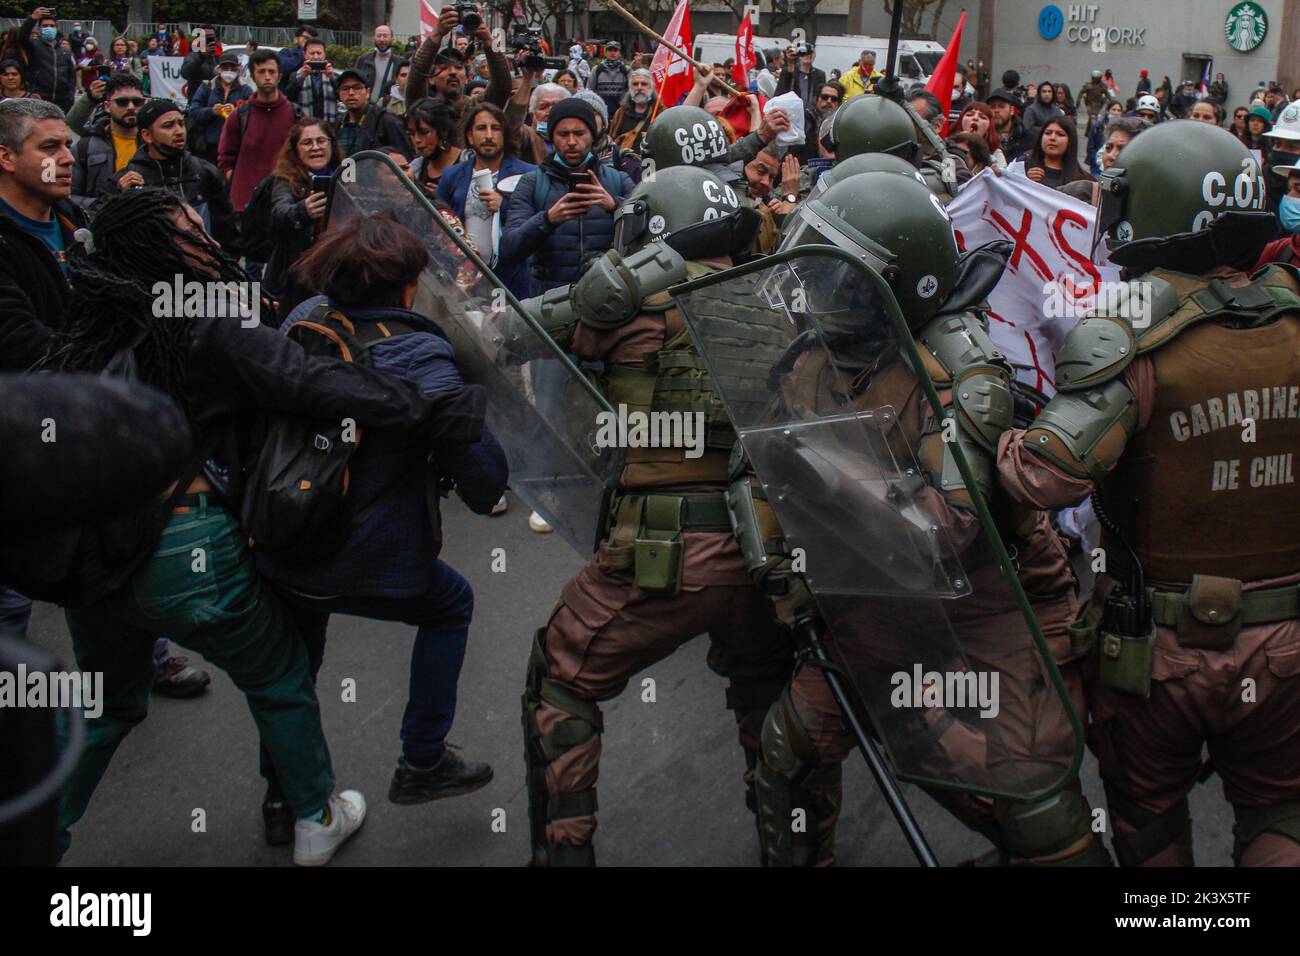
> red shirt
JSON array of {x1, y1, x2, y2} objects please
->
[{"x1": 1254, "y1": 234, "x2": 1300, "y2": 271}]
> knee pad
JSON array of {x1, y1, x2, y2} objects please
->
[
  {"x1": 755, "y1": 689, "x2": 842, "y2": 867},
  {"x1": 521, "y1": 629, "x2": 603, "y2": 856},
  {"x1": 1001, "y1": 789, "x2": 1113, "y2": 866},
  {"x1": 1105, "y1": 784, "x2": 1191, "y2": 867},
  {"x1": 1232, "y1": 800, "x2": 1300, "y2": 865}
]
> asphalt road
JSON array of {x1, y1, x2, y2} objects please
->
[{"x1": 31, "y1": 492, "x2": 1234, "y2": 867}]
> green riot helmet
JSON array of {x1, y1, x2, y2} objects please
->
[
  {"x1": 778, "y1": 170, "x2": 960, "y2": 331},
  {"x1": 613, "y1": 164, "x2": 760, "y2": 259},
  {"x1": 829, "y1": 94, "x2": 921, "y2": 165},
  {"x1": 644, "y1": 105, "x2": 731, "y2": 170},
  {"x1": 810, "y1": 151, "x2": 927, "y2": 199},
  {"x1": 1095, "y1": 119, "x2": 1277, "y2": 275}
]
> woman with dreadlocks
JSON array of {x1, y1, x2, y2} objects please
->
[{"x1": 41, "y1": 186, "x2": 489, "y2": 866}]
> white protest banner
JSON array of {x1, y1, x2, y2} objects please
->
[
  {"x1": 946, "y1": 169, "x2": 1122, "y2": 395},
  {"x1": 147, "y1": 56, "x2": 189, "y2": 104}
]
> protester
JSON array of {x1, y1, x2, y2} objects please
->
[
  {"x1": 384, "y1": 62, "x2": 411, "y2": 116},
  {"x1": 955, "y1": 101, "x2": 1005, "y2": 169},
  {"x1": 437, "y1": 102, "x2": 533, "y2": 298},
  {"x1": 946, "y1": 130, "x2": 993, "y2": 176},
  {"x1": 70, "y1": 74, "x2": 144, "y2": 208},
  {"x1": 526, "y1": 81, "x2": 569, "y2": 145},
  {"x1": 1134, "y1": 93, "x2": 1162, "y2": 124},
  {"x1": 334, "y1": 65, "x2": 413, "y2": 160},
  {"x1": 285, "y1": 37, "x2": 339, "y2": 125},
  {"x1": 499, "y1": 96, "x2": 633, "y2": 297},
  {"x1": 187, "y1": 51, "x2": 252, "y2": 161},
  {"x1": 406, "y1": 6, "x2": 511, "y2": 134},
  {"x1": 609, "y1": 67, "x2": 655, "y2": 151},
  {"x1": 356, "y1": 24, "x2": 406, "y2": 106},
  {"x1": 74, "y1": 37, "x2": 103, "y2": 92},
  {"x1": 1262, "y1": 104, "x2": 1300, "y2": 216},
  {"x1": 1086, "y1": 100, "x2": 1126, "y2": 175},
  {"x1": 0, "y1": 60, "x2": 38, "y2": 101},
  {"x1": 1254, "y1": 160, "x2": 1300, "y2": 267},
  {"x1": 839, "y1": 49, "x2": 881, "y2": 99},
  {"x1": 21, "y1": 7, "x2": 76, "y2": 111},
  {"x1": 566, "y1": 44, "x2": 590, "y2": 87},
  {"x1": 1244, "y1": 104, "x2": 1273, "y2": 149},
  {"x1": 1188, "y1": 100, "x2": 1221, "y2": 125},
  {"x1": 405, "y1": 97, "x2": 461, "y2": 196},
  {"x1": 1207, "y1": 72, "x2": 1229, "y2": 106},
  {"x1": 588, "y1": 40, "x2": 629, "y2": 118},
  {"x1": 1025, "y1": 116, "x2": 1092, "y2": 187},
  {"x1": 987, "y1": 89, "x2": 1031, "y2": 162},
  {"x1": 777, "y1": 41, "x2": 825, "y2": 114},
  {"x1": 1053, "y1": 82, "x2": 1076, "y2": 121},
  {"x1": 278, "y1": 26, "x2": 315, "y2": 89},
  {"x1": 1230, "y1": 104, "x2": 1250, "y2": 142},
  {"x1": 1023, "y1": 81, "x2": 1062, "y2": 142},
  {"x1": 218, "y1": 49, "x2": 300, "y2": 213},
  {"x1": 553, "y1": 69, "x2": 579, "y2": 92},
  {"x1": 1170, "y1": 79, "x2": 1199, "y2": 119},
  {"x1": 105, "y1": 37, "x2": 138, "y2": 79},
  {"x1": 1135, "y1": 68, "x2": 1151, "y2": 95},
  {"x1": 258, "y1": 213, "x2": 508, "y2": 818},
  {"x1": 42, "y1": 185, "x2": 487, "y2": 865},
  {"x1": 1099, "y1": 115, "x2": 1147, "y2": 171}
]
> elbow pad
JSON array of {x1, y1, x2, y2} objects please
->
[{"x1": 1022, "y1": 379, "x2": 1138, "y2": 483}]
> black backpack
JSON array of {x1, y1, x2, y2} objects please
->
[
  {"x1": 239, "y1": 302, "x2": 421, "y2": 560},
  {"x1": 233, "y1": 100, "x2": 303, "y2": 260}
]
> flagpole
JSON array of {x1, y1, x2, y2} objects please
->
[{"x1": 599, "y1": 0, "x2": 748, "y2": 101}]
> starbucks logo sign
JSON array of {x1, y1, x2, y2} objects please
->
[{"x1": 1225, "y1": 2, "x2": 1267, "y2": 53}]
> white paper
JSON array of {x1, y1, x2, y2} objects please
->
[{"x1": 764, "y1": 91, "x2": 805, "y2": 145}]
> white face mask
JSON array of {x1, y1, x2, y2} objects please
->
[{"x1": 220, "y1": 71, "x2": 238, "y2": 83}]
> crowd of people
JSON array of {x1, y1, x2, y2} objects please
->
[{"x1": 2, "y1": 5, "x2": 1300, "y2": 870}]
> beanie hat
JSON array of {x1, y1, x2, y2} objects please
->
[
  {"x1": 546, "y1": 95, "x2": 597, "y2": 141},
  {"x1": 137, "y1": 98, "x2": 182, "y2": 132},
  {"x1": 575, "y1": 89, "x2": 608, "y2": 125}
]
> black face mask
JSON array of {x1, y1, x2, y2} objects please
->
[{"x1": 154, "y1": 141, "x2": 185, "y2": 161}]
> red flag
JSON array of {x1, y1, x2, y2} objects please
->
[
  {"x1": 419, "y1": 0, "x2": 439, "y2": 40},
  {"x1": 650, "y1": 0, "x2": 694, "y2": 107},
  {"x1": 732, "y1": 12, "x2": 755, "y2": 88},
  {"x1": 924, "y1": 11, "x2": 967, "y2": 138}
]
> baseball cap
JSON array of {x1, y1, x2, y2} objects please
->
[{"x1": 986, "y1": 88, "x2": 1023, "y2": 111}]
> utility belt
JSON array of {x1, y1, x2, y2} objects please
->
[
  {"x1": 603, "y1": 489, "x2": 733, "y2": 595},
  {"x1": 1070, "y1": 571, "x2": 1300, "y2": 697}
]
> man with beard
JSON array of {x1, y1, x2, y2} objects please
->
[
  {"x1": 356, "y1": 24, "x2": 406, "y2": 106},
  {"x1": 987, "y1": 88, "x2": 1032, "y2": 162},
  {"x1": 70, "y1": 74, "x2": 144, "y2": 208},
  {"x1": 405, "y1": 4, "x2": 510, "y2": 141},
  {"x1": 105, "y1": 98, "x2": 236, "y2": 248},
  {"x1": 609, "y1": 67, "x2": 655, "y2": 151},
  {"x1": 436, "y1": 101, "x2": 534, "y2": 299}
]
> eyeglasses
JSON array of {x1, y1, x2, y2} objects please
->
[
  {"x1": 299, "y1": 136, "x2": 332, "y2": 147},
  {"x1": 112, "y1": 96, "x2": 145, "y2": 107},
  {"x1": 817, "y1": 93, "x2": 841, "y2": 103},
  {"x1": 338, "y1": 84, "x2": 367, "y2": 93}
]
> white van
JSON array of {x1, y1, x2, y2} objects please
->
[
  {"x1": 693, "y1": 32, "x2": 791, "y2": 69},
  {"x1": 812, "y1": 35, "x2": 938, "y2": 87}
]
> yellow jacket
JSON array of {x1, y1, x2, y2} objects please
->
[{"x1": 840, "y1": 67, "x2": 883, "y2": 98}]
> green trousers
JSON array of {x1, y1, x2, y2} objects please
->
[{"x1": 57, "y1": 495, "x2": 333, "y2": 857}]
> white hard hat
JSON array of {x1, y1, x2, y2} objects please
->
[
  {"x1": 1265, "y1": 101, "x2": 1300, "y2": 141},
  {"x1": 1136, "y1": 94, "x2": 1160, "y2": 114}
]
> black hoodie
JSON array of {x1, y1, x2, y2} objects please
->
[{"x1": 105, "y1": 147, "x2": 237, "y2": 248}]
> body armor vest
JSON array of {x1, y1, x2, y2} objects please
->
[
  {"x1": 603, "y1": 263, "x2": 777, "y2": 489},
  {"x1": 1104, "y1": 268, "x2": 1300, "y2": 586}
]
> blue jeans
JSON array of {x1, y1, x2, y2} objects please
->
[{"x1": 260, "y1": 561, "x2": 475, "y2": 796}]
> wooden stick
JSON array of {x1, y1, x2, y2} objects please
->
[{"x1": 598, "y1": 0, "x2": 748, "y2": 101}]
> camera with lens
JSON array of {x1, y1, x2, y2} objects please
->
[
  {"x1": 518, "y1": 39, "x2": 545, "y2": 72},
  {"x1": 456, "y1": 2, "x2": 482, "y2": 32}
]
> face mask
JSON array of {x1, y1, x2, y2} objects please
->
[
  {"x1": 535, "y1": 121, "x2": 547, "y2": 137},
  {"x1": 391, "y1": 83, "x2": 402, "y2": 98},
  {"x1": 40, "y1": 27, "x2": 57, "y2": 42},
  {"x1": 220, "y1": 71, "x2": 238, "y2": 83},
  {"x1": 154, "y1": 141, "x2": 185, "y2": 161},
  {"x1": 1280, "y1": 195, "x2": 1300, "y2": 233}
]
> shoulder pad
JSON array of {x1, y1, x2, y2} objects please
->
[
  {"x1": 572, "y1": 244, "x2": 688, "y2": 330},
  {"x1": 915, "y1": 311, "x2": 1008, "y2": 387},
  {"x1": 1132, "y1": 268, "x2": 1300, "y2": 354},
  {"x1": 1054, "y1": 314, "x2": 1137, "y2": 391}
]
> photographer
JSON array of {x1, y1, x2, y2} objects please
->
[
  {"x1": 285, "y1": 36, "x2": 339, "y2": 125},
  {"x1": 405, "y1": 4, "x2": 511, "y2": 135},
  {"x1": 498, "y1": 96, "x2": 633, "y2": 297},
  {"x1": 777, "y1": 41, "x2": 825, "y2": 114}
]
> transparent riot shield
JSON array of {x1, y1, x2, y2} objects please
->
[
  {"x1": 672, "y1": 247, "x2": 1084, "y2": 801},
  {"x1": 328, "y1": 152, "x2": 623, "y2": 554}
]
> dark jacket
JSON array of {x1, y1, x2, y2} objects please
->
[
  {"x1": 334, "y1": 104, "x2": 414, "y2": 159},
  {"x1": 0, "y1": 199, "x2": 83, "y2": 371},
  {"x1": 355, "y1": 49, "x2": 406, "y2": 104},
  {"x1": 778, "y1": 65, "x2": 827, "y2": 112},
  {"x1": 437, "y1": 155, "x2": 536, "y2": 300},
  {"x1": 71, "y1": 114, "x2": 135, "y2": 209},
  {"x1": 277, "y1": 45, "x2": 305, "y2": 89},
  {"x1": 187, "y1": 76, "x2": 253, "y2": 150},
  {"x1": 1022, "y1": 99, "x2": 1063, "y2": 141},
  {"x1": 258, "y1": 296, "x2": 508, "y2": 599},
  {"x1": 20, "y1": 17, "x2": 76, "y2": 111},
  {"x1": 105, "y1": 149, "x2": 237, "y2": 248},
  {"x1": 498, "y1": 156, "x2": 635, "y2": 295},
  {"x1": 261, "y1": 176, "x2": 318, "y2": 304},
  {"x1": 589, "y1": 59, "x2": 630, "y2": 117},
  {"x1": 1000, "y1": 116, "x2": 1033, "y2": 163}
]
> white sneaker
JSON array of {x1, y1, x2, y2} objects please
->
[
  {"x1": 528, "y1": 511, "x2": 553, "y2": 534},
  {"x1": 293, "y1": 789, "x2": 367, "y2": 867},
  {"x1": 490, "y1": 494, "x2": 508, "y2": 516}
]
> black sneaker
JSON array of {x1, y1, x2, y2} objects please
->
[
  {"x1": 388, "y1": 746, "x2": 493, "y2": 805},
  {"x1": 153, "y1": 656, "x2": 211, "y2": 698},
  {"x1": 262, "y1": 791, "x2": 295, "y2": 847}
]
